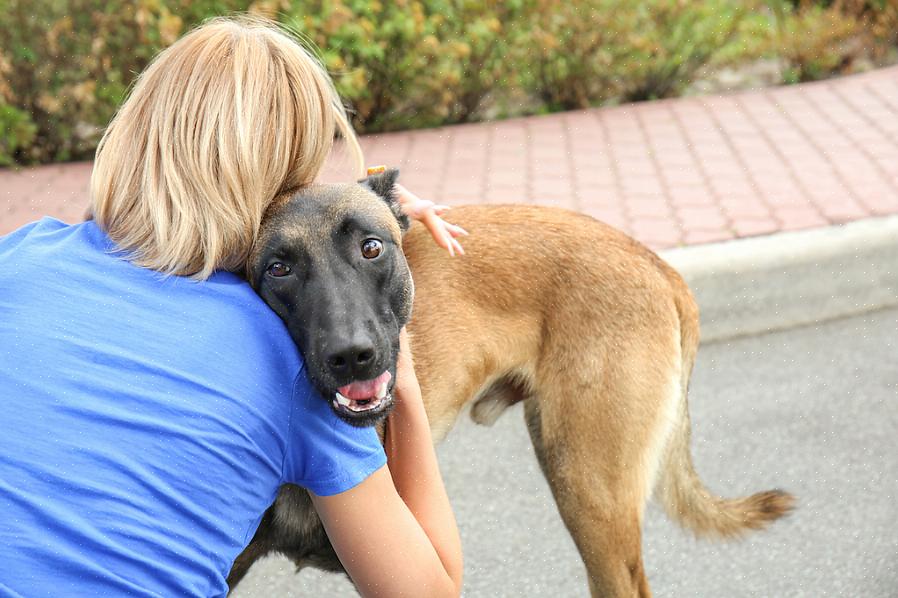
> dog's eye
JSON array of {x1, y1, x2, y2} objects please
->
[
  {"x1": 361, "y1": 239, "x2": 383, "y2": 259},
  {"x1": 267, "y1": 262, "x2": 292, "y2": 277}
]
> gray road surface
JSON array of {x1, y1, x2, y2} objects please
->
[{"x1": 233, "y1": 307, "x2": 898, "y2": 597}]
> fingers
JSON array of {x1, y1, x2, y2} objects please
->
[
  {"x1": 420, "y1": 214, "x2": 443, "y2": 243},
  {"x1": 447, "y1": 233, "x2": 464, "y2": 256},
  {"x1": 436, "y1": 221, "x2": 455, "y2": 257},
  {"x1": 443, "y1": 222, "x2": 468, "y2": 238},
  {"x1": 395, "y1": 184, "x2": 468, "y2": 256},
  {"x1": 422, "y1": 213, "x2": 465, "y2": 257},
  {"x1": 433, "y1": 218, "x2": 467, "y2": 256}
]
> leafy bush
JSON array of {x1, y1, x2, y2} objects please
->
[
  {"x1": 279, "y1": 0, "x2": 529, "y2": 132},
  {"x1": 517, "y1": 0, "x2": 750, "y2": 110},
  {"x1": 521, "y1": 1, "x2": 633, "y2": 110},
  {"x1": 0, "y1": 0, "x2": 251, "y2": 164},
  {"x1": 768, "y1": 0, "x2": 864, "y2": 83},
  {"x1": 840, "y1": 0, "x2": 898, "y2": 59},
  {"x1": 0, "y1": 51, "x2": 35, "y2": 165},
  {"x1": 0, "y1": 0, "x2": 895, "y2": 165},
  {"x1": 620, "y1": 0, "x2": 748, "y2": 101},
  {"x1": 0, "y1": 103, "x2": 36, "y2": 166}
]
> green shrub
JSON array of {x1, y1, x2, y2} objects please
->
[
  {"x1": 0, "y1": 49, "x2": 35, "y2": 165},
  {"x1": 768, "y1": 0, "x2": 864, "y2": 83},
  {"x1": 873, "y1": 2, "x2": 898, "y2": 53},
  {"x1": 0, "y1": 0, "x2": 894, "y2": 165},
  {"x1": 517, "y1": 0, "x2": 755, "y2": 109},
  {"x1": 520, "y1": 1, "x2": 633, "y2": 110},
  {"x1": 620, "y1": 0, "x2": 748, "y2": 101},
  {"x1": 840, "y1": 0, "x2": 898, "y2": 60},
  {"x1": 0, "y1": 103, "x2": 36, "y2": 166},
  {"x1": 0, "y1": 0, "x2": 251, "y2": 164},
  {"x1": 281, "y1": 0, "x2": 529, "y2": 132}
]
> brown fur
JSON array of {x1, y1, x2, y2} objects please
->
[{"x1": 230, "y1": 201, "x2": 794, "y2": 597}]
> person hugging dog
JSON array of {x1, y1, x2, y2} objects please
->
[{"x1": 0, "y1": 16, "x2": 463, "y2": 597}]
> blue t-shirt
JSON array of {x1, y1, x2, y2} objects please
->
[{"x1": 0, "y1": 218, "x2": 386, "y2": 597}]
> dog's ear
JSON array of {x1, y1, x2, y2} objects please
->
[{"x1": 359, "y1": 168, "x2": 410, "y2": 232}]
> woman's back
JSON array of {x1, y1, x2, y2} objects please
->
[{"x1": 0, "y1": 218, "x2": 384, "y2": 596}]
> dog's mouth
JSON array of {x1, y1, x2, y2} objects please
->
[{"x1": 332, "y1": 370, "x2": 394, "y2": 419}]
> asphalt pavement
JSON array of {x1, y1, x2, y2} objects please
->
[{"x1": 233, "y1": 307, "x2": 898, "y2": 597}]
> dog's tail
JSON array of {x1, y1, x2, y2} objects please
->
[{"x1": 655, "y1": 270, "x2": 795, "y2": 538}]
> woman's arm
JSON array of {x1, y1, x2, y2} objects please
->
[
  {"x1": 310, "y1": 464, "x2": 461, "y2": 598},
  {"x1": 382, "y1": 328, "x2": 463, "y2": 589},
  {"x1": 310, "y1": 329, "x2": 463, "y2": 597}
]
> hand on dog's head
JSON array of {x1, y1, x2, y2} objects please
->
[{"x1": 248, "y1": 170, "x2": 414, "y2": 427}]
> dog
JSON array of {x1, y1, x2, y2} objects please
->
[{"x1": 229, "y1": 169, "x2": 794, "y2": 597}]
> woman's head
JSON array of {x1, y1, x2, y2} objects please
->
[{"x1": 90, "y1": 16, "x2": 362, "y2": 278}]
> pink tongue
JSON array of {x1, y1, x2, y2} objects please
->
[{"x1": 337, "y1": 371, "x2": 392, "y2": 400}]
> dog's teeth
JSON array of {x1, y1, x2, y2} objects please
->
[
  {"x1": 335, "y1": 392, "x2": 351, "y2": 406},
  {"x1": 376, "y1": 382, "x2": 388, "y2": 400}
]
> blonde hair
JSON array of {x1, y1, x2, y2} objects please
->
[{"x1": 90, "y1": 16, "x2": 363, "y2": 278}]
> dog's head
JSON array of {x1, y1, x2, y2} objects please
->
[{"x1": 248, "y1": 169, "x2": 412, "y2": 427}]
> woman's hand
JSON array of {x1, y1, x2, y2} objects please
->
[{"x1": 395, "y1": 184, "x2": 468, "y2": 257}]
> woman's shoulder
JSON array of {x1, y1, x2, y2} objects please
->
[
  {"x1": 185, "y1": 272, "x2": 304, "y2": 375},
  {"x1": 141, "y1": 267, "x2": 304, "y2": 388},
  {"x1": 2, "y1": 217, "x2": 305, "y2": 391},
  {"x1": 0, "y1": 216, "x2": 67, "y2": 253}
]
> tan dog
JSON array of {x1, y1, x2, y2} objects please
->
[{"x1": 231, "y1": 171, "x2": 794, "y2": 597}]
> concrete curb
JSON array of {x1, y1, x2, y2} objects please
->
[{"x1": 659, "y1": 215, "x2": 898, "y2": 343}]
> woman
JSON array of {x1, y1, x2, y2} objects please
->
[{"x1": 0, "y1": 16, "x2": 463, "y2": 597}]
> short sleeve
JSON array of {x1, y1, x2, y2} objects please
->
[{"x1": 283, "y1": 370, "x2": 387, "y2": 496}]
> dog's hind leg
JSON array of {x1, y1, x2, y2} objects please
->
[
  {"x1": 525, "y1": 399, "x2": 651, "y2": 598},
  {"x1": 525, "y1": 334, "x2": 682, "y2": 598}
]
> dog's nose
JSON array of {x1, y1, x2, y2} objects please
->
[{"x1": 325, "y1": 341, "x2": 377, "y2": 380}]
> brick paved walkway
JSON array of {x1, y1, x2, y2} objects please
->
[{"x1": 3, "y1": 66, "x2": 897, "y2": 249}]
